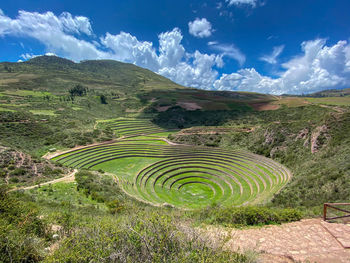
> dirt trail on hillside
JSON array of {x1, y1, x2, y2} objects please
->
[
  {"x1": 202, "y1": 218, "x2": 350, "y2": 263},
  {"x1": 8, "y1": 169, "x2": 77, "y2": 192},
  {"x1": 160, "y1": 138, "x2": 184, "y2": 146},
  {"x1": 318, "y1": 104, "x2": 347, "y2": 114},
  {"x1": 42, "y1": 140, "x2": 117, "y2": 160}
]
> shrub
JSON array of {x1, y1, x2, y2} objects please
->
[
  {"x1": 106, "y1": 199, "x2": 124, "y2": 214},
  {"x1": 46, "y1": 213, "x2": 250, "y2": 263},
  {"x1": 69, "y1": 84, "x2": 87, "y2": 97},
  {"x1": 196, "y1": 205, "x2": 302, "y2": 227},
  {"x1": 10, "y1": 168, "x2": 26, "y2": 176},
  {"x1": 0, "y1": 185, "x2": 48, "y2": 262},
  {"x1": 100, "y1": 94, "x2": 107, "y2": 104}
]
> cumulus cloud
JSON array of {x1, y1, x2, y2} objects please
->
[
  {"x1": 20, "y1": 53, "x2": 38, "y2": 60},
  {"x1": 188, "y1": 18, "x2": 213, "y2": 38},
  {"x1": 100, "y1": 31, "x2": 159, "y2": 71},
  {"x1": 0, "y1": 10, "x2": 105, "y2": 61},
  {"x1": 158, "y1": 28, "x2": 185, "y2": 68},
  {"x1": 225, "y1": 0, "x2": 258, "y2": 7},
  {"x1": 209, "y1": 43, "x2": 246, "y2": 66},
  {"x1": 214, "y1": 39, "x2": 350, "y2": 94},
  {"x1": 159, "y1": 51, "x2": 222, "y2": 89},
  {"x1": 260, "y1": 45, "x2": 285, "y2": 64},
  {"x1": 20, "y1": 52, "x2": 56, "y2": 61}
]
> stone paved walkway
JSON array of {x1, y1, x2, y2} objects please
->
[{"x1": 205, "y1": 219, "x2": 350, "y2": 262}]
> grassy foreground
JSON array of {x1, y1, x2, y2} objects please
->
[{"x1": 1, "y1": 169, "x2": 301, "y2": 262}]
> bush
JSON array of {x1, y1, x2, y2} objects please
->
[
  {"x1": 0, "y1": 185, "x2": 48, "y2": 262},
  {"x1": 10, "y1": 167, "x2": 27, "y2": 176},
  {"x1": 106, "y1": 199, "x2": 124, "y2": 214},
  {"x1": 196, "y1": 205, "x2": 302, "y2": 227},
  {"x1": 46, "y1": 213, "x2": 250, "y2": 263},
  {"x1": 100, "y1": 94, "x2": 107, "y2": 104},
  {"x1": 69, "y1": 84, "x2": 87, "y2": 97}
]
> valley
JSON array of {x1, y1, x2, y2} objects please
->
[{"x1": 1, "y1": 56, "x2": 349, "y2": 262}]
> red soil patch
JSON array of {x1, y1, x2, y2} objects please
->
[
  {"x1": 177, "y1": 101, "x2": 202, "y2": 111},
  {"x1": 250, "y1": 102, "x2": 280, "y2": 111},
  {"x1": 156, "y1": 105, "x2": 171, "y2": 112}
]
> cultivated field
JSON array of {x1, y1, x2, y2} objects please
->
[
  {"x1": 52, "y1": 118, "x2": 291, "y2": 209},
  {"x1": 305, "y1": 96, "x2": 350, "y2": 106},
  {"x1": 102, "y1": 118, "x2": 170, "y2": 137}
]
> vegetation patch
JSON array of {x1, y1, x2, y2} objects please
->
[
  {"x1": 306, "y1": 96, "x2": 350, "y2": 106},
  {"x1": 0, "y1": 107, "x2": 15, "y2": 112},
  {"x1": 101, "y1": 117, "x2": 172, "y2": 137},
  {"x1": 3, "y1": 90, "x2": 53, "y2": 97},
  {"x1": 194, "y1": 205, "x2": 302, "y2": 227},
  {"x1": 29, "y1": 110, "x2": 57, "y2": 116}
]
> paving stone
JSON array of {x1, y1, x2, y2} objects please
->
[{"x1": 206, "y1": 218, "x2": 350, "y2": 262}]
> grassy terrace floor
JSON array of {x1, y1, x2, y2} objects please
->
[{"x1": 51, "y1": 118, "x2": 292, "y2": 209}]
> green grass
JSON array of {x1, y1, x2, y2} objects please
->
[
  {"x1": 29, "y1": 109, "x2": 57, "y2": 116},
  {"x1": 306, "y1": 96, "x2": 350, "y2": 106},
  {"x1": 0, "y1": 107, "x2": 16, "y2": 112},
  {"x1": 27, "y1": 182, "x2": 106, "y2": 213},
  {"x1": 71, "y1": 106, "x2": 83, "y2": 111},
  {"x1": 3, "y1": 90, "x2": 53, "y2": 97},
  {"x1": 101, "y1": 117, "x2": 173, "y2": 137},
  {"x1": 0, "y1": 103, "x2": 29, "y2": 107},
  {"x1": 52, "y1": 136, "x2": 291, "y2": 209}
]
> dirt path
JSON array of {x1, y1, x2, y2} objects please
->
[
  {"x1": 203, "y1": 218, "x2": 350, "y2": 263},
  {"x1": 42, "y1": 140, "x2": 117, "y2": 160},
  {"x1": 160, "y1": 137, "x2": 184, "y2": 146},
  {"x1": 317, "y1": 104, "x2": 348, "y2": 114},
  {"x1": 8, "y1": 169, "x2": 78, "y2": 192}
]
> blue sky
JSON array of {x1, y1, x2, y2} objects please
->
[{"x1": 1, "y1": 0, "x2": 350, "y2": 94}]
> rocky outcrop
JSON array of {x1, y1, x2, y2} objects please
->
[
  {"x1": 0, "y1": 146, "x2": 68, "y2": 184},
  {"x1": 264, "y1": 130, "x2": 275, "y2": 145},
  {"x1": 296, "y1": 128, "x2": 309, "y2": 140},
  {"x1": 310, "y1": 125, "x2": 330, "y2": 153},
  {"x1": 295, "y1": 128, "x2": 310, "y2": 148}
]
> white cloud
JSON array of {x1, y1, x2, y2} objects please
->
[
  {"x1": 158, "y1": 28, "x2": 185, "y2": 68},
  {"x1": 214, "y1": 39, "x2": 350, "y2": 94},
  {"x1": 100, "y1": 31, "x2": 159, "y2": 71},
  {"x1": 209, "y1": 43, "x2": 246, "y2": 66},
  {"x1": 0, "y1": 10, "x2": 105, "y2": 61},
  {"x1": 101, "y1": 28, "x2": 222, "y2": 89},
  {"x1": 59, "y1": 12, "x2": 92, "y2": 35},
  {"x1": 45, "y1": 52, "x2": 57, "y2": 56},
  {"x1": 225, "y1": 0, "x2": 258, "y2": 7},
  {"x1": 208, "y1": 41, "x2": 218, "y2": 46},
  {"x1": 260, "y1": 45, "x2": 285, "y2": 64},
  {"x1": 159, "y1": 51, "x2": 222, "y2": 89},
  {"x1": 20, "y1": 52, "x2": 55, "y2": 60},
  {"x1": 188, "y1": 18, "x2": 213, "y2": 38},
  {"x1": 214, "y1": 68, "x2": 281, "y2": 94},
  {"x1": 20, "y1": 53, "x2": 38, "y2": 60}
]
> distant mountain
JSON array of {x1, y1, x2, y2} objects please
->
[
  {"x1": 0, "y1": 55, "x2": 183, "y2": 94},
  {"x1": 304, "y1": 88, "x2": 350, "y2": 97},
  {"x1": 0, "y1": 55, "x2": 276, "y2": 114}
]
